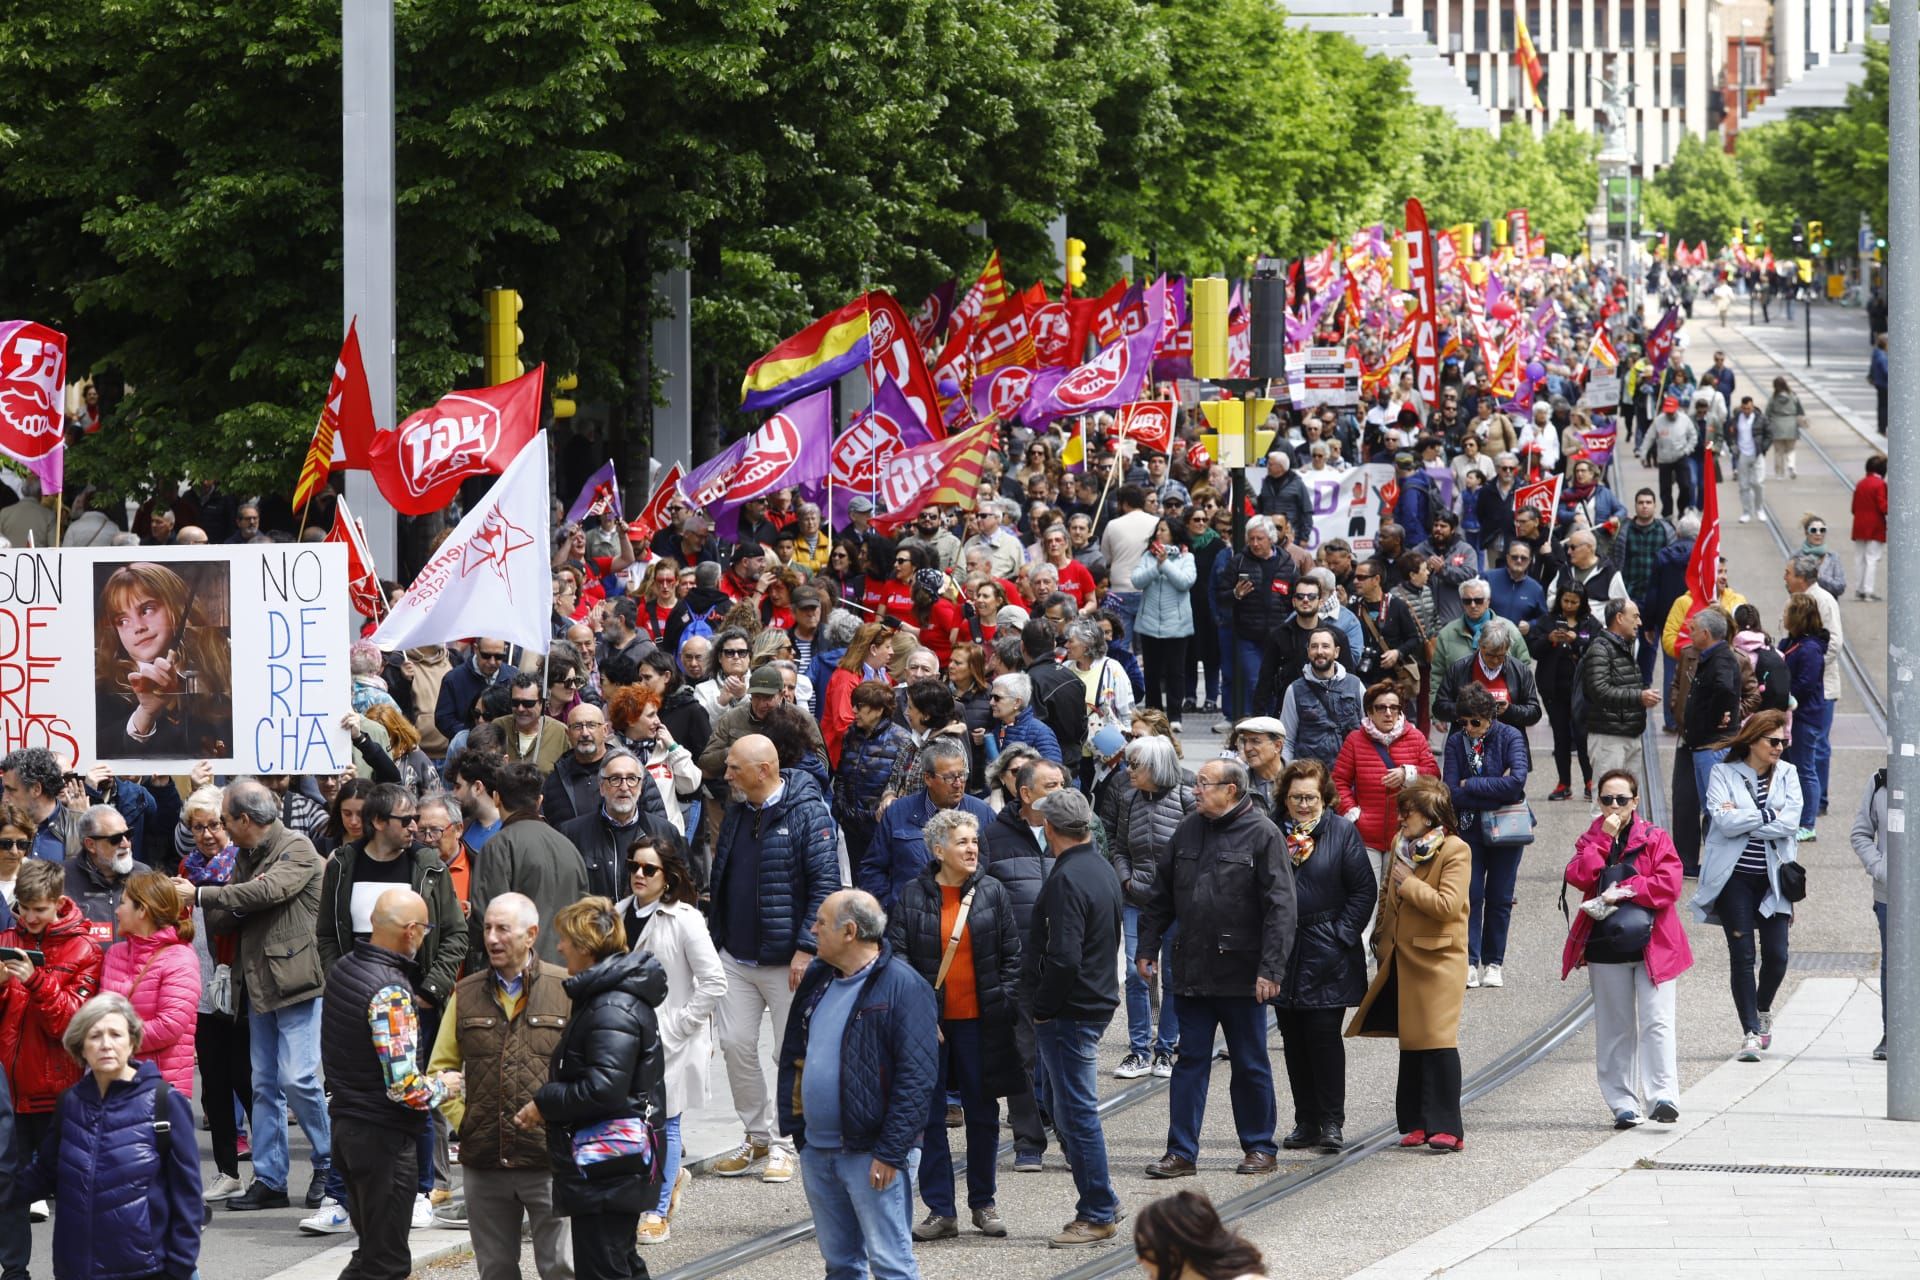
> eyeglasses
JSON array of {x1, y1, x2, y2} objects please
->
[
  {"x1": 628, "y1": 862, "x2": 664, "y2": 878},
  {"x1": 511, "y1": 698, "x2": 542, "y2": 709},
  {"x1": 1598, "y1": 794, "x2": 1635, "y2": 808},
  {"x1": 88, "y1": 832, "x2": 132, "y2": 845},
  {"x1": 1353, "y1": 572, "x2": 1376, "y2": 582},
  {"x1": 403, "y1": 919, "x2": 434, "y2": 934},
  {"x1": 1287, "y1": 793, "x2": 1321, "y2": 806},
  {"x1": 1806, "y1": 525, "x2": 1826, "y2": 535},
  {"x1": 1193, "y1": 779, "x2": 1234, "y2": 791},
  {"x1": 1463, "y1": 597, "x2": 1489, "y2": 607},
  {"x1": 602, "y1": 774, "x2": 644, "y2": 788},
  {"x1": 719, "y1": 647, "x2": 749, "y2": 658},
  {"x1": 894, "y1": 556, "x2": 913, "y2": 564},
  {"x1": 416, "y1": 826, "x2": 447, "y2": 841},
  {"x1": 188, "y1": 822, "x2": 224, "y2": 836},
  {"x1": 1762, "y1": 735, "x2": 1789, "y2": 747},
  {"x1": 931, "y1": 771, "x2": 969, "y2": 786},
  {"x1": 0, "y1": 838, "x2": 29, "y2": 853}
]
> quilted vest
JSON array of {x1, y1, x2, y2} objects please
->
[
  {"x1": 322, "y1": 941, "x2": 430, "y2": 1133},
  {"x1": 453, "y1": 961, "x2": 572, "y2": 1169}
]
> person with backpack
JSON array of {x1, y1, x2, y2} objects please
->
[
  {"x1": 14, "y1": 992, "x2": 203, "y2": 1280},
  {"x1": 1562, "y1": 770, "x2": 1692, "y2": 1129}
]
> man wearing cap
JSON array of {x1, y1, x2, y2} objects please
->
[
  {"x1": 699, "y1": 663, "x2": 828, "y2": 784},
  {"x1": 1231, "y1": 717, "x2": 1288, "y2": 816},
  {"x1": 789, "y1": 586, "x2": 824, "y2": 669},
  {"x1": 840, "y1": 495, "x2": 879, "y2": 560},
  {"x1": 1639, "y1": 394, "x2": 1696, "y2": 519},
  {"x1": 1142, "y1": 451, "x2": 1190, "y2": 511},
  {"x1": 722, "y1": 543, "x2": 770, "y2": 603},
  {"x1": 1020, "y1": 788, "x2": 1125, "y2": 1247}
]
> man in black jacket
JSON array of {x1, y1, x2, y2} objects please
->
[
  {"x1": 1255, "y1": 451, "x2": 1313, "y2": 538},
  {"x1": 1218, "y1": 517, "x2": 1299, "y2": 721},
  {"x1": 1674, "y1": 607, "x2": 1741, "y2": 875},
  {"x1": 1253, "y1": 578, "x2": 1353, "y2": 718},
  {"x1": 1350, "y1": 559, "x2": 1422, "y2": 692},
  {"x1": 1138, "y1": 758, "x2": 1295, "y2": 1180},
  {"x1": 1020, "y1": 620, "x2": 1087, "y2": 765},
  {"x1": 1021, "y1": 789, "x2": 1124, "y2": 1247},
  {"x1": 540, "y1": 703, "x2": 614, "y2": 827},
  {"x1": 1580, "y1": 599, "x2": 1660, "y2": 790},
  {"x1": 433, "y1": 640, "x2": 510, "y2": 746},
  {"x1": 556, "y1": 749, "x2": 676, "y2": 900}
]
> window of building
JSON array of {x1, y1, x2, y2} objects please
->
[
  {"x1": 1671, "y1": 50, "x2": 1687, "y2": 106},
  {"x1": 1647, "y1": 5, "x2": 1660, "y2": 44},
  {"x1": 1502, "y1": 6, "x2": 1515, "y2": 47},
  {"x1": 1466, "y1": 58, "x2": 1483, "y2": 94},
  {"x1": 1569, "y1": 0, "x2": 1586, "y2": 48},
  {"x1": 1622, "y1": 4, "x2": 1636, "y2": 46}
]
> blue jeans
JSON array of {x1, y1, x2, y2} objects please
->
[
  {"x1": 1222, "y1": 631, "x2": 1265, "y2": 719},
  {"x1": 799, "y1": 1146, "x2": 920, "y2": 1280},
  {"x1": 1122, "y1": 908, "x2": 1178, "y2": 1057},
  {"x1": 1810, "y1": 700, "x2": 1834, "y2": 810},
  {"x1": 653, "y1": 1114, "x2": 683, "y2": 1215},
  {"x1": 1107, "y1": 591, "x2": 1142, "y2": 648},
  {"x1": 919, "y1": 1021, "x2": 998, "y2": 1218},
  {"x1": 248, "y1": 997, "x2": 337, "y2": 1196},
  {"x1": 1165, "y1": 994, "x2": 1276, "y2": 1160},
  {"x1": 1466, "y1": 833, "x2": 1523, "y2": 967},
  {"x1": 1692, "y1": 746, "x2": 1727, "y2": 823},
  {"x1": 1787, "y1": 711, "x2": 1822, "y2": 831},
  {"x1": 1033, "y1": 1018, "x2": 1120, "y2": 1225}
]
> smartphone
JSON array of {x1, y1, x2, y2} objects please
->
[
  {"x1": 0, "y1": 947, "x2": 44, "y2": 967},
  {"x1": 1237, "y1": 572, "x2": 1253, "y2": 586}
]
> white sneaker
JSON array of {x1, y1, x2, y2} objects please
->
[
  {"x1": 761, "y1": 1148, "x2": 796, "y2": 1184},
  {"x1": 28, "y1": 1200, "x2": 47, "y2": 1224},
  {"x1": 1739, "y1": 1032, "x2": 1763, "y2": 1062},
  {"x1": 410, "y1": 1193, "x2": 434, "y2": 1230},
  {"x1": 203, "y1": 1172, "x2": 245, "y2": 1203},
  {"x1": 1465, "y1": 965, "x2": 1481, "y2": 989},
  {"x1": 1481, "y1": 963, "x2": 1505, "y2": 988},
  {"x1": 299, "y1": 1200, "x2": 353, "y2": 1235},
  {"x1": 1739, "y1": 514, "x2": 1752, "y2": 524}
]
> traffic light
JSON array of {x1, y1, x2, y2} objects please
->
[
  {"x1": 1191, "y1": 277, "x2": 1229, "y2": 380},
  {"x1": 484, "y1": 288, "x2": 524, "y2": 384},
  {"x1": 1791, "y1": 220, "x2": 1805, "y2": 247},
  {"x1": 1807, "y1": 220, "x2": 1824, "y2": 250},
  {"x1": 1064, "y1": 237, "x2": 1087, "y2": 292},
  {"x1": 552, "y1": 372, "x2": 579, "y2": 421}
]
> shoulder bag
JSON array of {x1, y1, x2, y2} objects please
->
[
  {"x1": 1485, "y1": 802, "x2": 1536, "y2": 845},
  {"x1": 1585, "y1": 834, "x2": 1657, "y2": 953},
  {"x1": 1742, "y1": 773, "x2": 1807, "y2": 903},
  {"x1": 934, "y1": 886, "x2": 977, "y2": 991}
]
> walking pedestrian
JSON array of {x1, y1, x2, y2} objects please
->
[
  {"x1": 100, "y1": 871, "x2": 200, "y2": 1094},
  {"x1": 1869, "y1": 333, "x2": 1888, "y2": 436},
  {"x1": 1765, "y1": 377, "x2": 1804, "y2": 479},
  {"x1": 1132, "y1": 516, "x2": 1197, "y2": 732},
  {"x1": 1851, "y1": 763, "x2": 1890, "y2": 1060},
  {"x1": 1562, "y1": 771, "x2": 1692, "y2": 1129},
  {"x1": 1110, "y1": 734, "x2": 1193, "y2": 1079},
  {"x1": 1442, "y1": 684, "x2": 1530, "y2": 989},
  {"x1": 1780, "y1": 595, "x2": 1829, "y2": 842},
  {"x1": 1139, "y1": 757, "x2": 1294, "y2": 1180},
  {"x1": 1022, "y1": 789, "x2": 1126, "y2": 1246},
  {"x1": 1783, "y1": 554, "x2": 1843, "y2": 818},
  {"x1": 1851, "y1": 454, "x2": 1887, "y2": 602},
  {"x1": 1672, "y1": 608, "x2": 1741, "y2": 876},
  {"x1": 1579, "y1": 600, "x2": 1659, "y2": 790},
  {"x1": 1694, "y1": 711, "x2": 1803, "y2": 1061},
  {"x1": 1271, "y1": 761, "x2": 1373, "y2": 1153},
  {"x1": 1719, "y1": 395, "x2": 1771, "y2": 523},
  {"x1": 1532, "y1": 585, "x2": 1598, "y2": 802},
  {"x1": 1332, "y1": 681, "x2": 1437, "y2": 885},
  {"x1": 1347, "y1": 777, "x2": 1471, "y2": 1152}
]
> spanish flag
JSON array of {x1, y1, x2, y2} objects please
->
[
  {"x1": 739, "y1": 294, "x2": 873, "y2": 413},
  {"x1": 1515, "y1": 14, "x2": 1545, "y2": 111}
]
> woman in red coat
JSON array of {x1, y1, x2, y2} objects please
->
[
  {"x1": 1851, "y1": 453, "x2": 1888, "y2": 601},
  {"x1": 1333, "y1": 680, "x2": 1439, "y2": 878},
  {"x1": 1562, "y1": 768, "x2": 1693, "y2": 1130}
]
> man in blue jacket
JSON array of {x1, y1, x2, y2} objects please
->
[
  {"x1": 432, "y1": 640, "x2": 512, "y2": 749},
  {"x1": 860, "y1": 739, "x2": 995, "y2": 914},
  {"x1": 779, "y1": 889, "x2": 936, "y2": 1280},
  {"x1": 708, "y1": 735, "x2": 843, "y2": 1185}
]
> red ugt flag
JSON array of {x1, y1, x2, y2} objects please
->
[
  {"x1": 1685, "y1": 459, "x2": 1722, "y2": 623},
  {"x1": 327, "y1": 496, "x2": 388, "y2": 623},
  {"x1": 368, "y1": 365, "x2": 545, "y2": 515}
]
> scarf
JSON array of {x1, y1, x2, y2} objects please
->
[
  {"x1": 1466, "y1": 733, "x2": 1488, "y2": 776},
  {"x1": 1564, "y1": 478, "x2": 1597, "y2": 505},
  {"x1": 1398, "y1": 828, "x2": 1442, "y2": 864},
  {"x1": 1797, "y1": 539, "x2": 1827, "y2": 561},
  {"x1": 1361, "y1": 713, "x2": 1406, "y2": 747},
  {"x1": 1283, "y1": 812, "x2": 1321, "y2": 867},
  {"x1": 1462, "y1": 610, "x2": 1487, "y2": 646}
]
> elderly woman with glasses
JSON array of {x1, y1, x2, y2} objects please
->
[
  {"x1": 986, "y1": 673, "x2": 1063, "y2": 766},
  {"x1": 1695, "y1": 710, "x2": 1803, "y2": 1062},
  {"x1": 1108, "y1": 734, "x2": 1194, "y2": 1079},
  {"x1": 617, "y1": 835, "x2": 725, "y2": 1244},
  {"x1": 1563, "y1": 769, "x2": 1692, "y2": 1129},
  {"x1": 1442, "y1": 683, "x2": 1531, "y2": 990},
  {"x1": 886, "y1": 808, "x2": 1024, "y2": 1242},
  {"x1": 1272, "y1": 759, "x2": 1373, "y2": 1153}
]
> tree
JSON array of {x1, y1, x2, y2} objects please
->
[{"x1": 1642, "y1": 134, "x2": 1756, "y2": 250}]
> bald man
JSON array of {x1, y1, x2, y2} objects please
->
[
  {"x1": 541, "y1": 701, "x2": 615, "y2": 826},
  {"x1": 706, "y1": 733, "x2": 842, "y2": 1183},
  {"x1": 426, "y1": 892, "x2": 573, "y2": 1266},
  {"x1": 321, "y1": 886, "x2": 463, "y2": 1263}
]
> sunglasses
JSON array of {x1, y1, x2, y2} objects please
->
[
  {"x1": 477, "y1": 652, "x2": 506, "y2": 663},
  {"x1": 1373, "y1": 703, "x2": 1402, "y2": 713},
  {"x1": 1460, "y1": 716, "x2": 1490, "y2": 728},
  {"x1": 1294, "y1": 593, "x2": 1320, "y2": 604},
  {"x1": 1806, "y1": 525, "x2": 1826, "y2": 535},
  {"x1": 384, "y1": 813, "x2": 419, "y2": 827},
  {"x1": 719, "y1": 647, "x2": 750, "y2": 658},
  {"x1": 0, "y1": 838, "x2": 29, "y2": 853},
  {"x1": 1463, "y1": 598, "x2": 1489, "y2": 607},
  {"x1": 628, "y1": 862, "x2": 664, "y2": 878},
  {"x1": 511, "y1": 698, "x2": 542, "y2": 709},
  {"x1": 1598, "y1": 794, "x2": 1635, "y2": 808},
  {"x1": 1762, "y1": 735, "x2": 1789, "y2": 748}
]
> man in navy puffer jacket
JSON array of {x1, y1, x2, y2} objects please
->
[
  {"x1": 861, "y1": 739, "x2": 995, "y2": 914},
  {"x1": 707, "y1": 736, "x2": 843, "y2": 1183}
]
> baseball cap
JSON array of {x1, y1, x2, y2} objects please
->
[
  {"x1": 1661, "y1": 395, "x2": 1678, "y2": 413},
  {"x1": 1091, "y1": 725, "x2": 1127, "y2": 761},
  {"x1": 748, "y1": 666, "x2": 785, "y2": 696}
]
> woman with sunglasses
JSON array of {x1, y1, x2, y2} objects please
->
[
  {"x1": 618, "y1": 834, "x2": 724, "y2": 1244},
  {"x1": 1695, "y1": 709, "x2": 1803, "y2": 1061},
  {"x1": 1441, "y1": 683, "x2": 1530, "y2": 990},
  {"x1": 1562, "y1": 769, "x2": 1691, "y2": 1129},
  {"x1": 0, "y1": 804, "x2": 28, "y2": 909},
  {"x1": 1795, "y1": 513, "x2": 1847, "y2": 597},
  {"x1": 1333, "y1": 681, "x2": 1438, "y2": 886}
]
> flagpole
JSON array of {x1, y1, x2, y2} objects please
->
[{"x1": 296, "y1": 497, "x2": 311, "y2": 542}]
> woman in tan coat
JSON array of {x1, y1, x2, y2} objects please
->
[{"x1": 1346, "y1": 776, "x2": 1471, "y2": 1151}]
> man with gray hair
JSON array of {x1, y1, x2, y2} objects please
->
[
  {"x1": 557, "y1": 747, "x2": 674, "y2": 899},
  {"x1": 860, "y1": 736, "x2": 994, "y2": 914},
  {"x1": 779, "y1": 887, "x2": 937, "y2": 1280},
  {"x1": 1580, "y1": 598, "x2": 1660, "y2": 790},
  {"x1": 64, "y1": 802, "x2": 148, "y2": 940},
  {"x1": 1021, "y1": 787, "x2": 1125, "y2": 1246},
  {"x1": 1139, "y1": 755, "x2": 1293, "y2": 1180},
  {"x1": 425, "y1": 892, "x2": 572, "y2": 1266},
  {"x1": 964, "y1": 501, "x2": 1024, "y2": 579},
  {"x1": 172, "y1": 777, "x2": 341, "y2": 1217}
]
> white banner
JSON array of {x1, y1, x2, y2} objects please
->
[
  {"x1": 1285, "y1": 346, "x2": 1359, "y2": 408},
  {"x1": 0, "y1": 545, "x2": 352, "y2": 773},
  {"x1": 1300, "y1": 463, "x2": 1396, "y2": 554}
]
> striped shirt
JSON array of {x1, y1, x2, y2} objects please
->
[{"x1": 1736, "y1": 772, "x2": 1772, "y2": 875}]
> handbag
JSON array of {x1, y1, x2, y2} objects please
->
[
  {"x1": 1484, "y1": 802, "x2": 1536, "y2": 845},
  {"x1": 1778, "y1": 858, "x2": 1808, "y2": 903},
  {"x1": 1586, "y1": 835, "x2": 1657, "y2": 954},
  {"x1": 1359, "y1": 601, "x2": 1422, "y2": 707},
  {"x1": 571, "y1": 1114, "x2": 661, "y2": 1179}
]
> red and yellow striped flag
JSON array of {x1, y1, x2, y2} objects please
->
[
  {"x1": 1515, "y1": 14, "x2": 1546, "y2": 111},
  {"x1": 294, "y1": 319, "x2": 375, "y2": 511}
]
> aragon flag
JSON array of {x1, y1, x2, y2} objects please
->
[{"x1": 873, "y1": 420, "x2": 998, "y2": 529}]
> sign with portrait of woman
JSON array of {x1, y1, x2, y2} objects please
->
[{"x1": 0, "y1": 544, "x2": 351, "y2": 774}]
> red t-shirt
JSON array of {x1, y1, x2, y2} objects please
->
[
  {"x1": 916, "y1": 598, "x2": 965, "y2": 666},
  {"x1": 1052, "y1": 558, "x2": 1099, "y2": 608},
  {"x1": 864, "y1": 579, "x2": 914, "y2": 619}
]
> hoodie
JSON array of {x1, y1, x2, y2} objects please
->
[{"x1": 406, "y1": 645, "x2": 454, "y2": 757}]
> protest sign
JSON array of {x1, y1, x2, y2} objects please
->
[
  {"x1": 1285, "y1": 347, "x2": 1357, "y2": 409},
  {"x1": 0, "y1": 545, "x2": 352, "y2": 774},
  {"x1": 1301, "y1": 463, "x2": 1395, "y2": 554}
]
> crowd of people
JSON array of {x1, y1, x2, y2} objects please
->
[{"x1": 0, "y1": 257, "x2": 1893, "y2": 1280}]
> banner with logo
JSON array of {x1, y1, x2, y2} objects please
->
[
  {"x1": 873, "y1": 420, "x2": 997, "y2": 528},
  {"x1": 864, "y1": 291, "x2": 943, "y2": 436},
  {"x1": 1300, "y1": 463, "x2": 1396, "y2": 555},
  {"x1": 629, "y1": 462, "x2": 684, "y2": 542},
  {"x1": 326, "y1": 497, "x2": 387, "y2": 625},
  {"x1": 1029, "y1": 276, "x2": 1166, "y2": 422},
  {"x1": 368, "y1": 366, "x2": 545, "y2": 515},
  {"x1": 1114, "y1": 400, "x2": 1177, "y2": 457},
  {"x1": 811, "y1": 377, "x2": 933, "y2": 527},
  {"x1": 682, "y1": 389, "x2": 833, "y2": 537},
  {"x1": 0, "y1": 321, "x2": 68, "y2": 465},
  {"x1": 1285, "y1": 346, "x2": 1358, "y2": 409},
  {"x1": 0, "y1": 545, "x2": 351, "y2": 774},
  {"x1": 372, "y1": 435, "x2": 552, "y2": 657},
  {"x1": 1404, "y1": 199, "x2": 1440, "y2": 406}
]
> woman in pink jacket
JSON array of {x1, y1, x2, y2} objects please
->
[
  {"x1": 102, "y1": 870, "x2": 202, "y2": 1094},
  {"x1": 1562, "y1": 769, "x2": 1693, "y2": 1131}
]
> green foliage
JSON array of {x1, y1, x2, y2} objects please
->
[
  {"x1": 1738, "y1": 37, "x2": 1890, "y2": 246},
  {"x1": 1641, "y1": 134, "x2": 1755, "y2": 249}
]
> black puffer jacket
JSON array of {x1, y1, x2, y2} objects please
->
[
  {"x1": 1110, "y1": 782, "x2": 1195, "y2": 907},
  {"x1": 534, "y1": 948, "x2": 668, "y2": 1217},
  {"x1": 884, "y1": 868, "x2": 1028, "y2": 1098},
  {"x1": 1577, "y1": 628, "x2": 1647, "y2": 738},
  {"x1": 1272, "y1": 814, "x2": 1374, "y2": 1011},
  {"x1": 1139, "y1": 797, "x2": 1296, "y2": 998},
  {"x1": 980, "y1": 804, "x2": 1047, "y2": 939},
  {"x1": 1434, "y1": 652, "x2": 1543, "y2": 730}
]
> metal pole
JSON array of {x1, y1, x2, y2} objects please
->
[
  {"x1": 342, "y1": 0, "x2": 397, "y2": 574},
  {"x1": 1886, "y1": 0, "x2": 1919, "y2": 1121},
  {"x1": 1805, "y1": 284, "x2": 1812, "y2": 367},
  {"x1": 652, "y1": 247, "x2": 693, "y2": 469}
]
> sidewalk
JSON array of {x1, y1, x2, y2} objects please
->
[
  {"x1": 1728, "y1": 303, "x2": 1885, "y2": 452},
  {"x1": 1352, "y1": 978, "x2": 1919, "y2": 1279}
]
